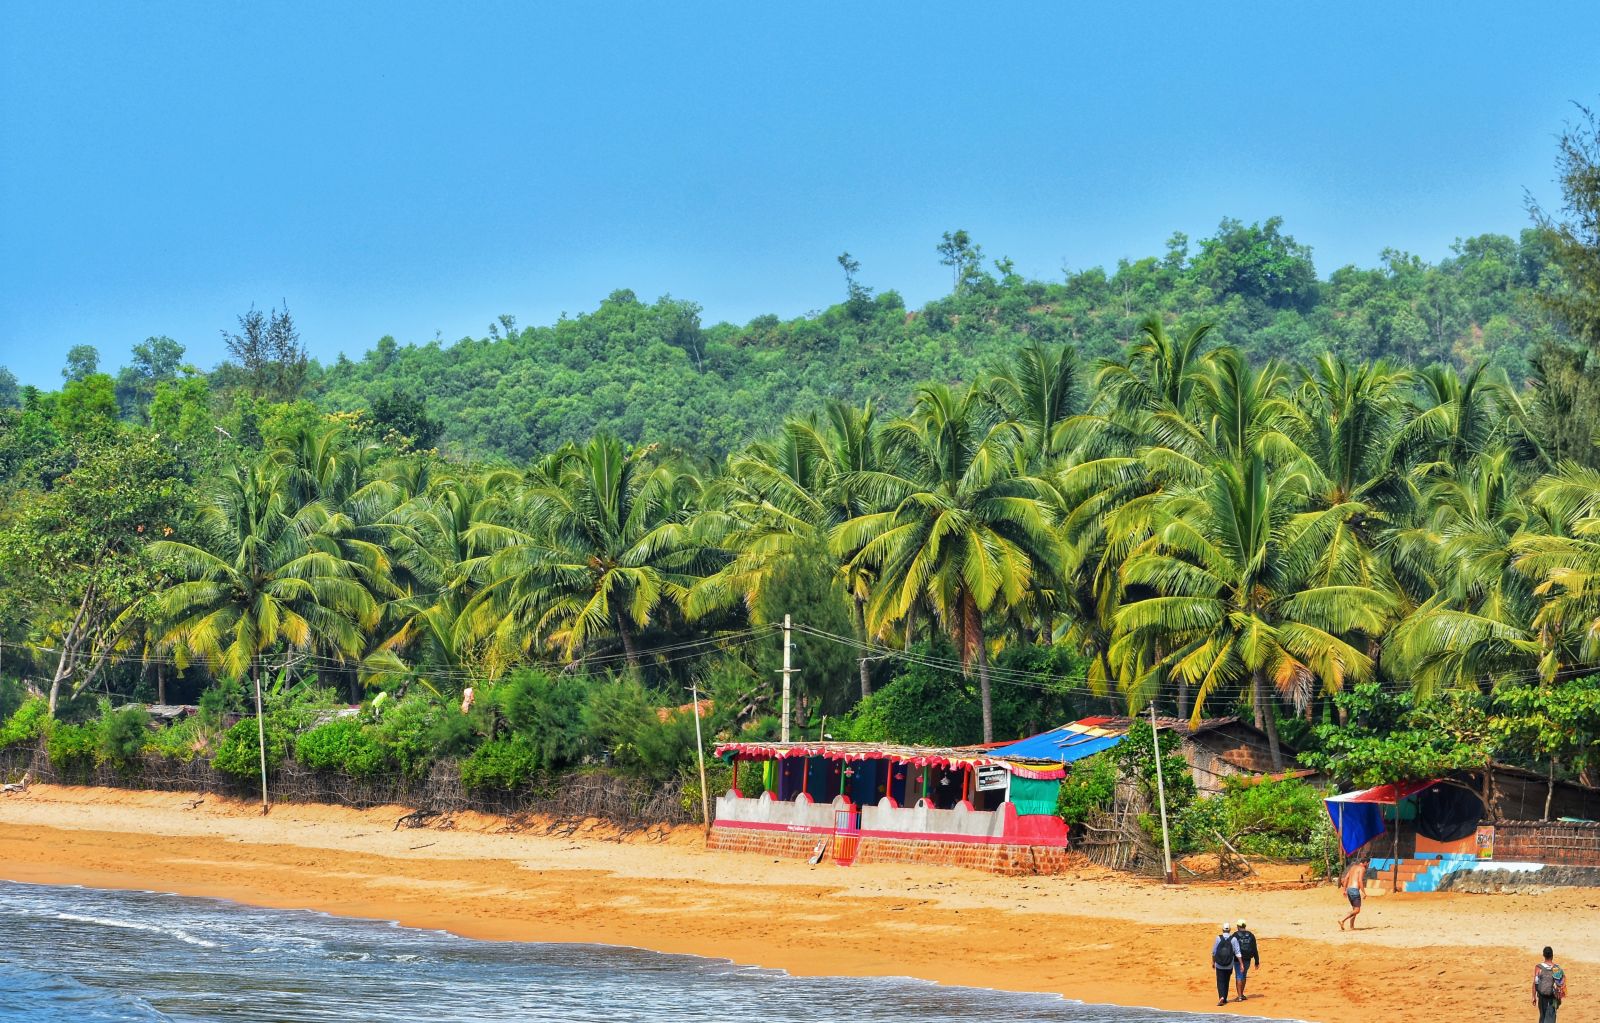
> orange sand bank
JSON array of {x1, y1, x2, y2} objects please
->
[{"x1": 1, "y1": 785, "x2": 1594, "y2": 1022}]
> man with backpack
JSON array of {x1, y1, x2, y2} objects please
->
[
  {"x1": 1533, "y1": 946, "x2": 1566, "y2": 1022},
  {"x1": 1233, "y1": 918, "x2": 1260, "y2": 1001},
  {"x1": 1210, "y1": 923, "x2": 1242, "y2": 1007}
]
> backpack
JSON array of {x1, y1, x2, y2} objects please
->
[
  {"x1": 1236, "y1": 929, "x2": 1258, "y2": 961},
  {"x1": 1213, "y1": 937, "x2": 1236, "y2": 970},
  {"x1": 1536, "y1": 963, "x2": 1563, "y2": 999}
]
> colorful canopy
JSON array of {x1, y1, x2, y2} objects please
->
[
  {"x1": 1323, "y1": 778, "x2": 1442, "y2": 856},
  {"x1": 986, "y1": 717, "x2": 1128, "y2": 764},
  {"x1": 713, "y1": 740, "x2": 1065, "y2": 780}
]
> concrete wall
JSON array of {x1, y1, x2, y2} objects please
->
[
  {"x1": 860, "y1": 798, "x2": 1008, "y2": 841},
  {"x1": 713, "y1": 791, "x2": 842, "y2": 832}
]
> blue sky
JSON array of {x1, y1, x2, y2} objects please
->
[{"x1": 2, "y1": 2, "x2": 1598, "y2": 386}]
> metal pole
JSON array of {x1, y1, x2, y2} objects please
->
[
  {"x1": 1150, "y1": 703, "x2": 1175, "y2": 884},
  {"x1": 691, "y1": 680, "x2": 711, "y2": 837},
  {"x1": 780, "y1": 614, "x2": 793, "y2": 743}
]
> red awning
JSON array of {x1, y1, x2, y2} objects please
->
[{"x1": 1325, "y1": 778, "x2": 1440, "y2": 804}]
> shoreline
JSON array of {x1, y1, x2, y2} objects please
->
[{"x1": 5, "y1": 785, "x2": 1596, "y2": 1023}]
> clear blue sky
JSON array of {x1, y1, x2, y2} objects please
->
[{"x1": 3, "y1": 2, "x2": 1598, "y2": 386}]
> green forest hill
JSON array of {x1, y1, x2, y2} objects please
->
[{"x1": 0, "y1": 217, "x2": 1570, "y2": 462}]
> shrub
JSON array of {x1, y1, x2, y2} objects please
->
[
  {"x1": 99, "y1": 705, "x2": 151, "y2": 769},
  {"x1": 0, "y1": 698, "x2": 51, "y2": 750},
  {"x1": 476, "y1": 669, "x2": 588, "y2": 770},
  {"x1": 295, "y1": 717, "x2": 389, "y2": 777},
  {"x1": 1056, "y1": 753, "x2": 1119, "y2": 826},
  {"x1": 372, "y1": 695, "x2": 460, "y2": 777},
  {"x1": 145, "y1": 715, "x2": 206, "y2": 762},
  {"x1": 211, "y1": 716, "x2": 291, "y2": 780},
  {"x1": 460, "y1": 737, "x2": 543, "y2": 792},
  {"x1": 46, "y1": 721, "x2": 101, "y2": 771}
]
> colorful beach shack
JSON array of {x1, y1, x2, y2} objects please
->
[{"x1": 709, "y1": 740, "x2": 1071, "y2": 874}]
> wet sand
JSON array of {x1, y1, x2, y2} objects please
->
[{"x1": 2, "y1": 785, "x2": 1594, "y2": 1022}]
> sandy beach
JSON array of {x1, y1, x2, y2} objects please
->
[{"x1": 1, "y1": 785, "x2": 1594, "y2": 1023}]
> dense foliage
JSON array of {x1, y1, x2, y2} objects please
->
[{"x1": 4, "y1": 119, "x2": 1600, "y2": 834}]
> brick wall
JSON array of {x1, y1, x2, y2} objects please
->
[
  {"x1": 707, "y1": 824, "x2": 1074, "y2": 875},
  {"x1": 1491, "y1": 820, "x2": 1600, "y2": 866}
]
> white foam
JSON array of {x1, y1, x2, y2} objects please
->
[{"x1": 55, "y1": 912, "x2": 220, "y2": 948}]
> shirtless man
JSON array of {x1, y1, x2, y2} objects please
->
[{"x1": 1338, "y1": 858, "x2": 1368, "y2": 930}]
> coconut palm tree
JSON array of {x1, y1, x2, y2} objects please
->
[
  {"x1": 1112, "y1": 447, "x2": 1394, "y2": 766},
  {"x1": 459, "y1": 433, "x2": 704, "y2": 671},
  {"x1": 148, "y1": 459, "x2": 384, "y2": 806},
  {"x1": 834, "y1": 383, "x2": 1063, "y2": 741}
]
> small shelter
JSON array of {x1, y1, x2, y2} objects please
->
[
  {"x1": 709, "y1": 740, "x2": 1072, "y2": 874},
  {"x1": 992, "y1": 715, "x2": 1308, "y2": 795}
]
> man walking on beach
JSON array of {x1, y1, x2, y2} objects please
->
[
  {"x1": 1232, "y1": 918, "x2": 1259, "y2": 1001},
  {"x1": 1338, "y1": 857, "x2": 1367, "y2": 930},
  {"x1": 1533, "y1": 946, "x2": 1566, "y2": 1022},
  {"x1": 1211, "y1": 924, "x2": 1241, "y2": 1007}
]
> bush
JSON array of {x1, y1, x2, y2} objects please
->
[
  {"x1": 460, "y1": 737, "x2": 543, "y2": 792},
  {"x1": 372, "y1": 695, "x2": 461, "y2": 777},
  {"x1": 99, "y1": 705, "x2": 150, "y2": 769},
  {"x1": 837, "y1": 645, "x2": 981, "y2": 745},
  {"x1": 211, "y1": 716, "x2": 291, "y2": 780},
  {"x1": 295, "y1": 716, "x2": 389, "y2": 777},
  {"x1": 0, "y1": 698, "x2": 51, "y2": 750},
  {"x1": 46, "y1": 721, "x2": 101, "y2": 771},
  {"x1": 145, "y1": 715, "x2": 206, "y2": 762},
  {"x1": 1056, "y1": 753, "x2": 1118, "y2": 826},
  {"x1": 474, "y1": 669, "x2": 588, "y2": 770}
]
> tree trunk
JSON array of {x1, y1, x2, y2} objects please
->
[
  {"x1": 1252, "y1": 668, "x2": 1283, "y2": 770},
  {"x1": 1177, "y1": 681, "x2": 1190, "y2": 723},
  {"x1": 855, "y1": 595, "x2": 873, "y2": 700},
  {"x1": 975, "y1": 616, "x2": 993, "y2": 744},
  {"x1": 1545, "y1": 759, "x2": 1556, "y2": 821},
  {"x1": 614, "y1": 611, "x2": 640, "y2": 670},
  {"x1": 156, "y1": 661, "x2": 166, "y2": 705}
]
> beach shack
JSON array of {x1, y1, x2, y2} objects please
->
[
  {"x1": 992, "y1": 715, "x2": 1308, "y2": 796},
  {"x1": 709, "y1": 740, "x2": 1071, "y2": 874},
  {"x1": 1325, "y1": 767, "x2": 1600, "y2": 893}
]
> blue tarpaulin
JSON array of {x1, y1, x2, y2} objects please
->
[
  {"x1": 1325, "y1": 800, "x2": 1386, "y2": 857},
  {"x1": 1324, "y1": 779, "x2": 1440, "y2": 856},
  {"x1": 988, "y1": 720, "x2": 1126, "y2": 764}
]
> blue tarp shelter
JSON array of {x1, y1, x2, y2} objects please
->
[{"x1": 988, "y1": 718, "x2": 1127, "y2": 765}]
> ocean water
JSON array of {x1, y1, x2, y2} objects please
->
[{"x1": 0, "y1": 881, "x2": 1283, "y2": 1022}]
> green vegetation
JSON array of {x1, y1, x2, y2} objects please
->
[{"x1": 1, "y1": 113, "x2": 1600, "y2": 845}]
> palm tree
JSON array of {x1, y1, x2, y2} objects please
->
[
  {"x1": 834, "y1": 384, "x2": 1062, "y2": 741},
  {"x1": 459, "y1": 433, "x2": 704, "y2": 671},
  {"x1": 690, "y1": 401, "x2": 888, "y2": 697},
  {"x1": 1112, "y1": 448, "x2": 1393, "y2": 766},
  {"x1": 148, "y1": 459, "x2": 383, "y2": 806},
  {"x1": 1383, "y1": 448, "x2": 1553, "y2": 694},
  {"x1": 980, "y1": 340, "x2": 1082, "y2": 468}
]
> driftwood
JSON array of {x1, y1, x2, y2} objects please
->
[
  {"x1": 1215, "y1": 830, "x2": 1259, "y2": 878},
  {"x1": 395, "y1": 809, "x2": 442, "y2": 831},
  {"x1": 0, "y1": 772, "x2": 29, "y2": 794}
]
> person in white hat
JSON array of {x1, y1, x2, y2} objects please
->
[{"x1": 1210, "y1": 923, "x2": 1242, "y2": 1007}]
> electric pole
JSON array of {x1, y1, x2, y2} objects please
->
[
  {"x1": 1151, "y1": 703, "x2": 1175, "y2": 884},
  {"x1": 780, "y1": 614, "x2": 795, "y2": 743}
]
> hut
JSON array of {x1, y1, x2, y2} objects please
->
[
  {"x1": 1324, "y1": 766, "x2": 1600, "y2": 893},
  {"x1": 710, "y1": 740, "x2": 1071, "y2": 874},
  {"x1": 991, "y1": 715, "x2": 1312, "y2": 795}
]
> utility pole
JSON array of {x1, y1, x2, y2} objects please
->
[
  {"x1": 255, "y1": 659, "x2": 269, "y2": 815},
  {"x1": 780, "y1": 614, "x2": 795, "y2": 743},
  {"x1": 691, "y1": 679, "x2": 711, "y2": 837},
  {"x1": 1150, "y1": 703, "x2": 1175, "y2": 884}
]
